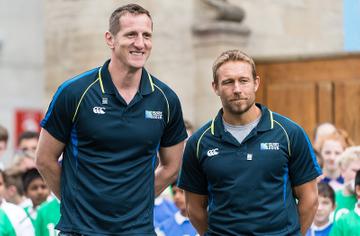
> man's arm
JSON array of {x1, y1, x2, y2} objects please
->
[
  {"x1": 293, "y1": 179, "x2": 319, "y2": 236},
  {"x1": 184, "y1": 191, "x2": 208, "y2": 236},
  {"x1": 35, "y1": 129, "x2": 65, "y2": 199},
  {"x1": 155, "y1": 141, "x2": 185, "y2": 196}
]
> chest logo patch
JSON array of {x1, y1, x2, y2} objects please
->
[
  {"x1": 93, "y1": 106, "x2": 106, "y2": 114},
  {"x1": 260, "y1": 143, "x2": 280, "y2": 150},
  {"x1": 145, "y1": 110, "x2": 163, "y2": 120},
  {"x1": 207, "y1": 148, "x2": 219, "y2": 157},
  {"x1": 102, "y1": 97, "x2": 108, "y2": 105}
]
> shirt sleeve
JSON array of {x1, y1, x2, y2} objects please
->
[
  {"x1": 40, "y1": 84, "x2": 78, "y2": 144},
  {"x1": 288, "y1": 126, "x2": 322, "y2": 186},
  {"x1": 160, "y1": 91, "x2": 188, "y2": 147},
  {"x1": 177, "y1": 136, "x2": 208, "y2": 195}
]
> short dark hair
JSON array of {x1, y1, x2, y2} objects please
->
[
  {"x1": 355, "y1": 169, "x2": 360, "y2": 188},
  {"x1": 317, "y1": 182, "x2": 335, "y2": 205},
  {"x1": 109, "y1": 3, "x2": 152, "y2": 35},
  {"x1": 22, "y1": 168, "x2": 42, "y2": 193},
  {"x1": 18, "y1": 131, "x2": 39, "y2": 145},
  {"x1": 0, "y1": 125, "x2": 8, "y2": 143},
  {"x1": 212, "y1": 49, "x2": 257, "y2": 84}
]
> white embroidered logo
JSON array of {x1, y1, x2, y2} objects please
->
[
  {"x1": 102, "y1": 97, "x2": 108, "y2": 105},
  {"x1": 93, "y1": 107, "x2": 106, "y2": 114},
  {"x1": 260, "y1": 143, "x2": 280, "y2": 150},
  {"x1": 207, "y1": 148, "x2": 219, "y2": 157}
]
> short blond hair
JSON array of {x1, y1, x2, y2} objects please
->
[
  {"x1": 314, "y1": 129, "x2": 353, "y2": 153},
  {"x1": 212, "y1": 49, "x2": 257, "y2": 84},
  {"x1": 337, "y1": 146, "x2": 360, "y2": 170}
]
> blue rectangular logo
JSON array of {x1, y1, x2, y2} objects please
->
[
  {"x1": 145, "y1": 110, "x2": 163, "y2": 120},
  {"x1": 260, "y1": 143, "x2": 280, "y2": 150}
]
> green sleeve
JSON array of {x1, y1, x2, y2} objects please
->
[
  {"x1": 0, "y1": 209, "x2": 16, "y2": 236},
  {"x1": 330, "y1": 216, "x2": 346, "y2": 236},
  {"x1": 34, "y1": 208, "x2": 45, "y2": 236}
]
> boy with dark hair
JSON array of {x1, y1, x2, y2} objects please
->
[
  {"x1": 18, "y1": 131, "x2": 39, "y2": 158},
  {"x1": 156, "y1": 181, "x2": 198, "y2": 236},
  {"x1": 306, "y1": 182, "x2": 335, "y2": 236},
  {"x1": 22, "y1": 168, "x2": 50, "y2": 225},
  {"x1": 330, "y1": 169, "x2": 360, "y2": 235}
]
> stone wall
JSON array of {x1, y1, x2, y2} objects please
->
[
  {"x1": 0, "y1": 0, "x2": 347, "y2": 166},
  {"x1": 0, "y1": 0, "x2": 44, "y2": 166}
]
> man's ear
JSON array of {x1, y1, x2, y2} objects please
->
[
  {"x1": 212, "y1": 81, "x2": 219, "y2": 96},
  {"x1": 254, "y1": 75, "x2": 260, "y2": 92},
  {"x1": 105, "y1": 31, "x2": 115, "y2": 49}
]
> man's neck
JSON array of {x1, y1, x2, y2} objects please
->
[
  {"x1": 108, "y1": 59, "x2": 142, "y2": 88},
  {"x1": 108, "y1": 59, "x2": 142, "y2": 104},
  {"x1": 223, "y1": 104, "x2": 261, "y2": 126}
]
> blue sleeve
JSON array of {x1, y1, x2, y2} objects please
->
[
  {"x1": 40, "y1": 84, "x2": 77, "y2": 144},
  {"x1": 288, "y1": 127, "x2": 322, "y2": 186},
  {"x1": 178, "y1": 136, "x2": 208, "y2": 195},
  {"x1": 160, "y1": 91, "x2": 187, "y2": 147}
]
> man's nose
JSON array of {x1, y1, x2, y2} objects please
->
[
  {"x1": 234, "y1": 81, "x2": 242, "y2": 93},
  {"x1": 134, "y1": 36, "x2": 144, "y2": 48}
]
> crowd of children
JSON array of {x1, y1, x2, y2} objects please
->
[
  {"x1": 306, "y1": 123, "x2": 360, "y2": 236},
  {"x1": 0, "y1": 127, "x2": 60, "y2": 236},
  {"x1": 1, "y1": 121, "x2": 360, "y2": 236}
]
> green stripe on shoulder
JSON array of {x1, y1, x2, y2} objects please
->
[
  {"x1": 72, "y1": 78, "x2": 100, "y2": 122},
  {"x1": 274, "y1": 120, "x2": 291, "y2": 157},
  {"x1": 153, "y1": 84, "x2": 170, "y2": 123},
  {"x1": 196, "y1": 126, "x2": 211, "y2": 159}
]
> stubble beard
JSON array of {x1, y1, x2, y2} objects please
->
[{"x1": 225, "y1": 98, "x2": 255, "y2": 117}]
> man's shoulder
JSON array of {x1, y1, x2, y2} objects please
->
[
  {"x1": 271, "y1": 111, "x2": 304, "y2": 133},
  {"x1": 187, "y1": 121, "x2": 213, "y2": 145},
  {"x1": 150, "y1": 75, "x2": 179, "y2": 99},
  {"x1": 57, "y1": 67, "x2": 100, "y2": 95}
]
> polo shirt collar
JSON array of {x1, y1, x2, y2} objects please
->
[
  {"x1": 99, "y1": 59, "x2": 155, "y2": 95},
  {"x1": 211, "y1": 103, "x2": 274, "y2": 138},
  {"x1": 174, "y1": 211, "x2": 189, "y2": 225}
]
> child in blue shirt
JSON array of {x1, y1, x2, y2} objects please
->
[
  {"x1": 306, "y1": 182, "x2": 335, "y2": 236},
  {"x1": 156, "y1": 182, "x2": 198, "y2": 236}
]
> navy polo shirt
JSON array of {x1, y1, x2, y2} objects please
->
[
  {"x1": 178, "y1": 104, "x2": 321, "y2": 236},
  {"x1": 41, "y1": 60, "x2": 187, "y2": 235}
]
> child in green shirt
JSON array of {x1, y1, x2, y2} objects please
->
[
  {"x1": 0, "y1": 208, "x2": 16, "y2": 236},
  {"x1": 22, "y1": 168, "x2": 50, "y2": 226},
  {"x1": 331, "y1": 167, "x2": 360, "y2": 235},
  {"x1": 34, "y1": 197, "x2": 60, "y2": 236},
  {"x1": 333, "y1": 147, "x2": 360, "y2": 220}
]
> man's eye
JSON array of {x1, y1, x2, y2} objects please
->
[
  {"x1": 127, "y1": 33, "x2": 136, "y2": 38},
  {"x1": 143, "y1": 34, "x2": 152, "y2": 39}
]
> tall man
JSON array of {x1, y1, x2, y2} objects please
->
[
  {"x1": 36, "y1": 4, "x2": 187, "y2": 235},
  {"x1": 178, "y1": 50, "x2": 321, "y2": 235}
]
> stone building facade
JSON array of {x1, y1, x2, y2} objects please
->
[{"x1": 0, "y1": 0, "x2": 357, "y2": 165}]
